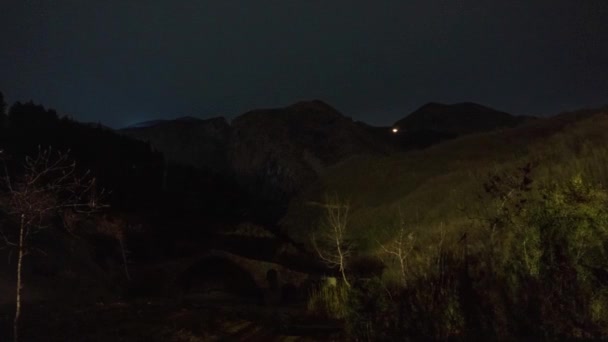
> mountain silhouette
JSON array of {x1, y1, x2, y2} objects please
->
[
  {"x1": 389, "y1": 102, "x2": 531, "y2": 148},
  {"x1": 393, "y1": 102, "x2": 527, "y2": 135}
]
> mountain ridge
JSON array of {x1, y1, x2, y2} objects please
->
[
  {"x1": 119, "y1": 100, "x2": 533, "y2": 221},
  {"x1": 393, "y1": 102, "x2": 528, "y2": 135}
]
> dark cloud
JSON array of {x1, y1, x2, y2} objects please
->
[{"x1": 1, "y1": 0, "x2": 607, "y2": 127}]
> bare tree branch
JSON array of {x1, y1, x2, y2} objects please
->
[
  {"x1": 0, "y1": 148, "x2": 106, "y2": 342},
  {"x1": 378, "y1": 207, "x2": 416, "y2": 286},
  {"x1": 311, "y1": 193, "x2": 352, "y2": 287}
]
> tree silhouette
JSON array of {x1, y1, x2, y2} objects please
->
[
  {"x1": 311, "y1": 194, "x2": 353, "y2": 287},
  {"x1": 0, "y1": 147, "x2": 105, "y2": 342},
  {"x1": 8, "y1": 101, "x2": 58, "y2": 129},
  {"x1": 0, "y1": 91, "x2": 6, "y2": 126},
  {"x1": 0, "y1": 91, "x2": 5, "y2": 111},
  {"x1": 2, "y1": 100, "x2": 164, "y2": 211}
]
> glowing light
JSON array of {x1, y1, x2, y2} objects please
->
[{"x1": 392, "y1": 127, "x2": 399, "y2": 133}]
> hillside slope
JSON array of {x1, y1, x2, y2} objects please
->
[
  {"x1": 122, "y1": 100, "x2": 396, "y2": 222},
  {"x1": 229, "y1": 100, "x2": 395, "y2": 206},
  {"x1": 282, "y1": 106, "x2": 608, "y2": 248},
  {"x1": 121, "y1": 116, "x2": 231, "y2": 175}
]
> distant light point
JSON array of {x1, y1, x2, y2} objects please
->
[{"x1": 392, "y1": 127, "x2": 399, "y2": 133}]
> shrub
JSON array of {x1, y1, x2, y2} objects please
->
[
  {"x1": 345, "y1": 169, "x2": 608, "y2": 339},
  {"x1": 475, "y1": 172, "x2": 608, "y2": 337},
  {"x1": 306, "y1": 278, "x2": 350, "y2": 320}
]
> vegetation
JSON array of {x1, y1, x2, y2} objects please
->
[
  {"x1": 307, "y1": 279, "x2": 350, "y2": 320},
  {"x1": 286, "y1": 107, "x2": 608, "y2": 248},
  {"x1": 311, "y1": 194, "x2": 353, "y2": 288},
  {"x1": 286, "y1": 108, "x2": 608, "y2": 338},
  {"x1": 304, "y1": 169, "x2": 608, "y2": 339},
  {"x1": 2, "y1": 89, "x2": 608, "y2": 340},
  {"x1": 0, "y1": 148, "x2": 104, "y2": 341}
]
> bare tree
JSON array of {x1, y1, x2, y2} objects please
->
[
  {"x1": 93, "y1": 215, "x2": 141, "y2": 281},
  {"x1": 311, "y1": 194, "x2": 353, "y2": 288},
  {"x1": 0, "y1": 147, "x2": 104, "y2": 342},
  {"x1": 378, "y1": 209, "x2": 415, "y2": 287}
]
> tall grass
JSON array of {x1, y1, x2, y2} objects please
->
[{"x1": 306, "y1": 279, "x2": 350, "y2": 320}]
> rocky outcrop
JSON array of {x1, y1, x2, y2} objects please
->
[
  {"x1": 228, "y1": 100, "x2": 395, "y2": 209},
  {"x1": 120, "y1": 101, "x2": 395, "y2": 220}
]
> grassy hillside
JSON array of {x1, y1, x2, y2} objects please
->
[
  {"x1": 282, "y1": 106, "x2": 608, "y2": 338},
  {"x1": 283, "y1": 106, "x2": 608, "y2": 250}
]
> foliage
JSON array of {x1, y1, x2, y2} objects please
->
[
  {"x1": 459, "y1": 169, "x2": 608, "y2": 338},
  {"x1": 306, "y1": 279, "x2": 350, "y2": 320},
  {"x1": 343, "y1": 277, "x2": 394, "y2": 341},
  {"x1": 333, "y1": 163, "x2": 608, "y2": 339},
  {"x1": 286, "y1": 109, "x2": 608, "y2": 338},
  {"x1": 345, "y1": 237, "x2": 466, "y2": 340}
]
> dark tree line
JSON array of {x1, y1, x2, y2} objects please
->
[
  {"x1": 0, "y1": 92, "x2": 164, "y2": 211},
  {"x1": 0, "y1": 91, "x2": 249, "y2": 228}
]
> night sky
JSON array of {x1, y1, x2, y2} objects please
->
[{"x1": 1, "y1": 1, "x2": 607, "y2": 128}]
